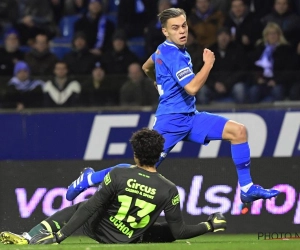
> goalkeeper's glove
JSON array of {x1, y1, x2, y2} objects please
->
[{"x1": 29, "y1": 229, "x2": 67, "y2": 245}]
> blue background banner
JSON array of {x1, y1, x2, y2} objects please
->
[{"x1": 1, "y1": 109, "x2": 300, "y2": 160}]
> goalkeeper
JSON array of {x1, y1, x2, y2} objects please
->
[{"x1": 0, "y1": 128, "x2": 226, "y2": 245}]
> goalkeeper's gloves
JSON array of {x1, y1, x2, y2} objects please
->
[{"x1": 29, "y1": 229, "x2": 67, "y2": 245}]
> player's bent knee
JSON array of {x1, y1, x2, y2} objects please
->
[
  {"x1": 223, "y1": 121, "x2": 247, "y2": 142},
  {"x1": 235, "y1": 124, "x2": 247, "y2": 141}
]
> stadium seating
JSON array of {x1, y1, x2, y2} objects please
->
[
  {"x1": 49, "y1": 15, "x2": 79, "y2": 59},
  {"x1": 19, "y1": 45, "x2": 31, "y2": 53},
  {"x1": 108, "y1": 0, "x2": 120, "y2": 12},
  {"x1": 127, "y1": 36, "x2": 146, "y2": 60},
  {"x1": 106, "y1": 12, "x2": 118, "y2": 26},
  {"x1": 58, "y1": 15, "x2": 80, "y2": 42},
  {"x1": 106, "y1": 0, "x2": 119, "y2": 26},
  {"x1": 50, "y1": 45, "x2": 72, "y2": 60}
]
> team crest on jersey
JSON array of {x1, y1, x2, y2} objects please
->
[
  {"x1": 156, "y1": 58, "x2": 163, "y2": 65},
  {"x1": 172, "y1": 194, "x2": 180, "y2": 205},
  {"x1": 176, "y1": 67, "x2": 193, "y2": 81}
]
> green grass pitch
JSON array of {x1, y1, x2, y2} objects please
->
[{"x1": 1, "y1": 234, "x2": 299, "y2": 250}]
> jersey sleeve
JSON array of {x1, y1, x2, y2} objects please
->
[
  {"x1": 151, "y1": 52, "x2": 155, "y2": 62},
  {"x1": 169, "y1": 51, "x2": 195, "y2": 88},
  {"x1": 163, "y1": 187, "x2": 182, "y2": 224},
  {"x1": 164, "y1": 186, "x2": 209, "y2": 239},
  {"x1": 60, "y1": 169, "x2": 117, "y2": 237}
]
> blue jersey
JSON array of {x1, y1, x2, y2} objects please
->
[{"x1": 151, "y1": 40, "x2": 196, "y2": 116}]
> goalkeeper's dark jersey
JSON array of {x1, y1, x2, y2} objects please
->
[
  {"x1": 61, "y1": 165, "x2": 208, "y2": 243},
  {"x1": 61, "y1": 166, "x2": 181, "y2": 243}
]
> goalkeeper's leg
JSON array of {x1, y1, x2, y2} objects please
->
[
  {"x1": 0, "y1": 202, "x2": 85, "y2": 245},
  {"x1": 28, "y1": 202, "x2": 85, "y2": 238}
]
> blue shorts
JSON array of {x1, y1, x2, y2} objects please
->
[{"x1": 153, "y1": 111, "x2": 228, "y2": 156}]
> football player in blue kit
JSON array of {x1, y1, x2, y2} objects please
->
[{"x1": 67, "y1": 8, "x2": 279, "y2": 204}]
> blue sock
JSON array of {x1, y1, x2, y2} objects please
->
[
  {"x1": 90, "y1": 163, "x2": 131, "y2": 185},
  {"x1": 231, "y1": 142, "x2": 252, "y2": 187}
]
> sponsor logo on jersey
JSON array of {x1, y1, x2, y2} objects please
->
[
  {"x1": 125, "y1": 179, "x2": 156, "y2": 199},
  {"x1": 176, "y1": 67, "x2": 193, "y2": 81},
  {"x1": 126, "y1": 179, "x2": 156, "y2": 195}
]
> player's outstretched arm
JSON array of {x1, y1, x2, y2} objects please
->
[
  {"x1": 164, "y1": 188, "x2": 226, "y2": 239},
  {"x1": 164, "y1": 200, "x2": 211, "y2": 239},
  {"x1": 184, "y1": 49, "x2": 215, "y2": 96},
  {"x1": 142, "y1": 56, "x2": 156, "y2": 82}
]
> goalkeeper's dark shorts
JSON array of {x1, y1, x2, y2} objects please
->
[{"x1": 82, "y1": 214, "x2": 175, "y2": 244}]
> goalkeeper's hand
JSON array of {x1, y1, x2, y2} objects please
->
[{"x1": 29, "y1": 230, "x2": 66, "y2": 245}]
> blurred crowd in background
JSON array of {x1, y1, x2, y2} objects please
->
[{"x1": 0, "y1": 0, "x2": 300, "y2": 110}]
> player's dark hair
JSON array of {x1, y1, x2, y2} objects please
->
[
  {"x1": 158, "y1": 8, "x2": 186, "y2": 28},
  {"x1": 130, "y1": 128, "x2": 164, "y2": 167}
]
